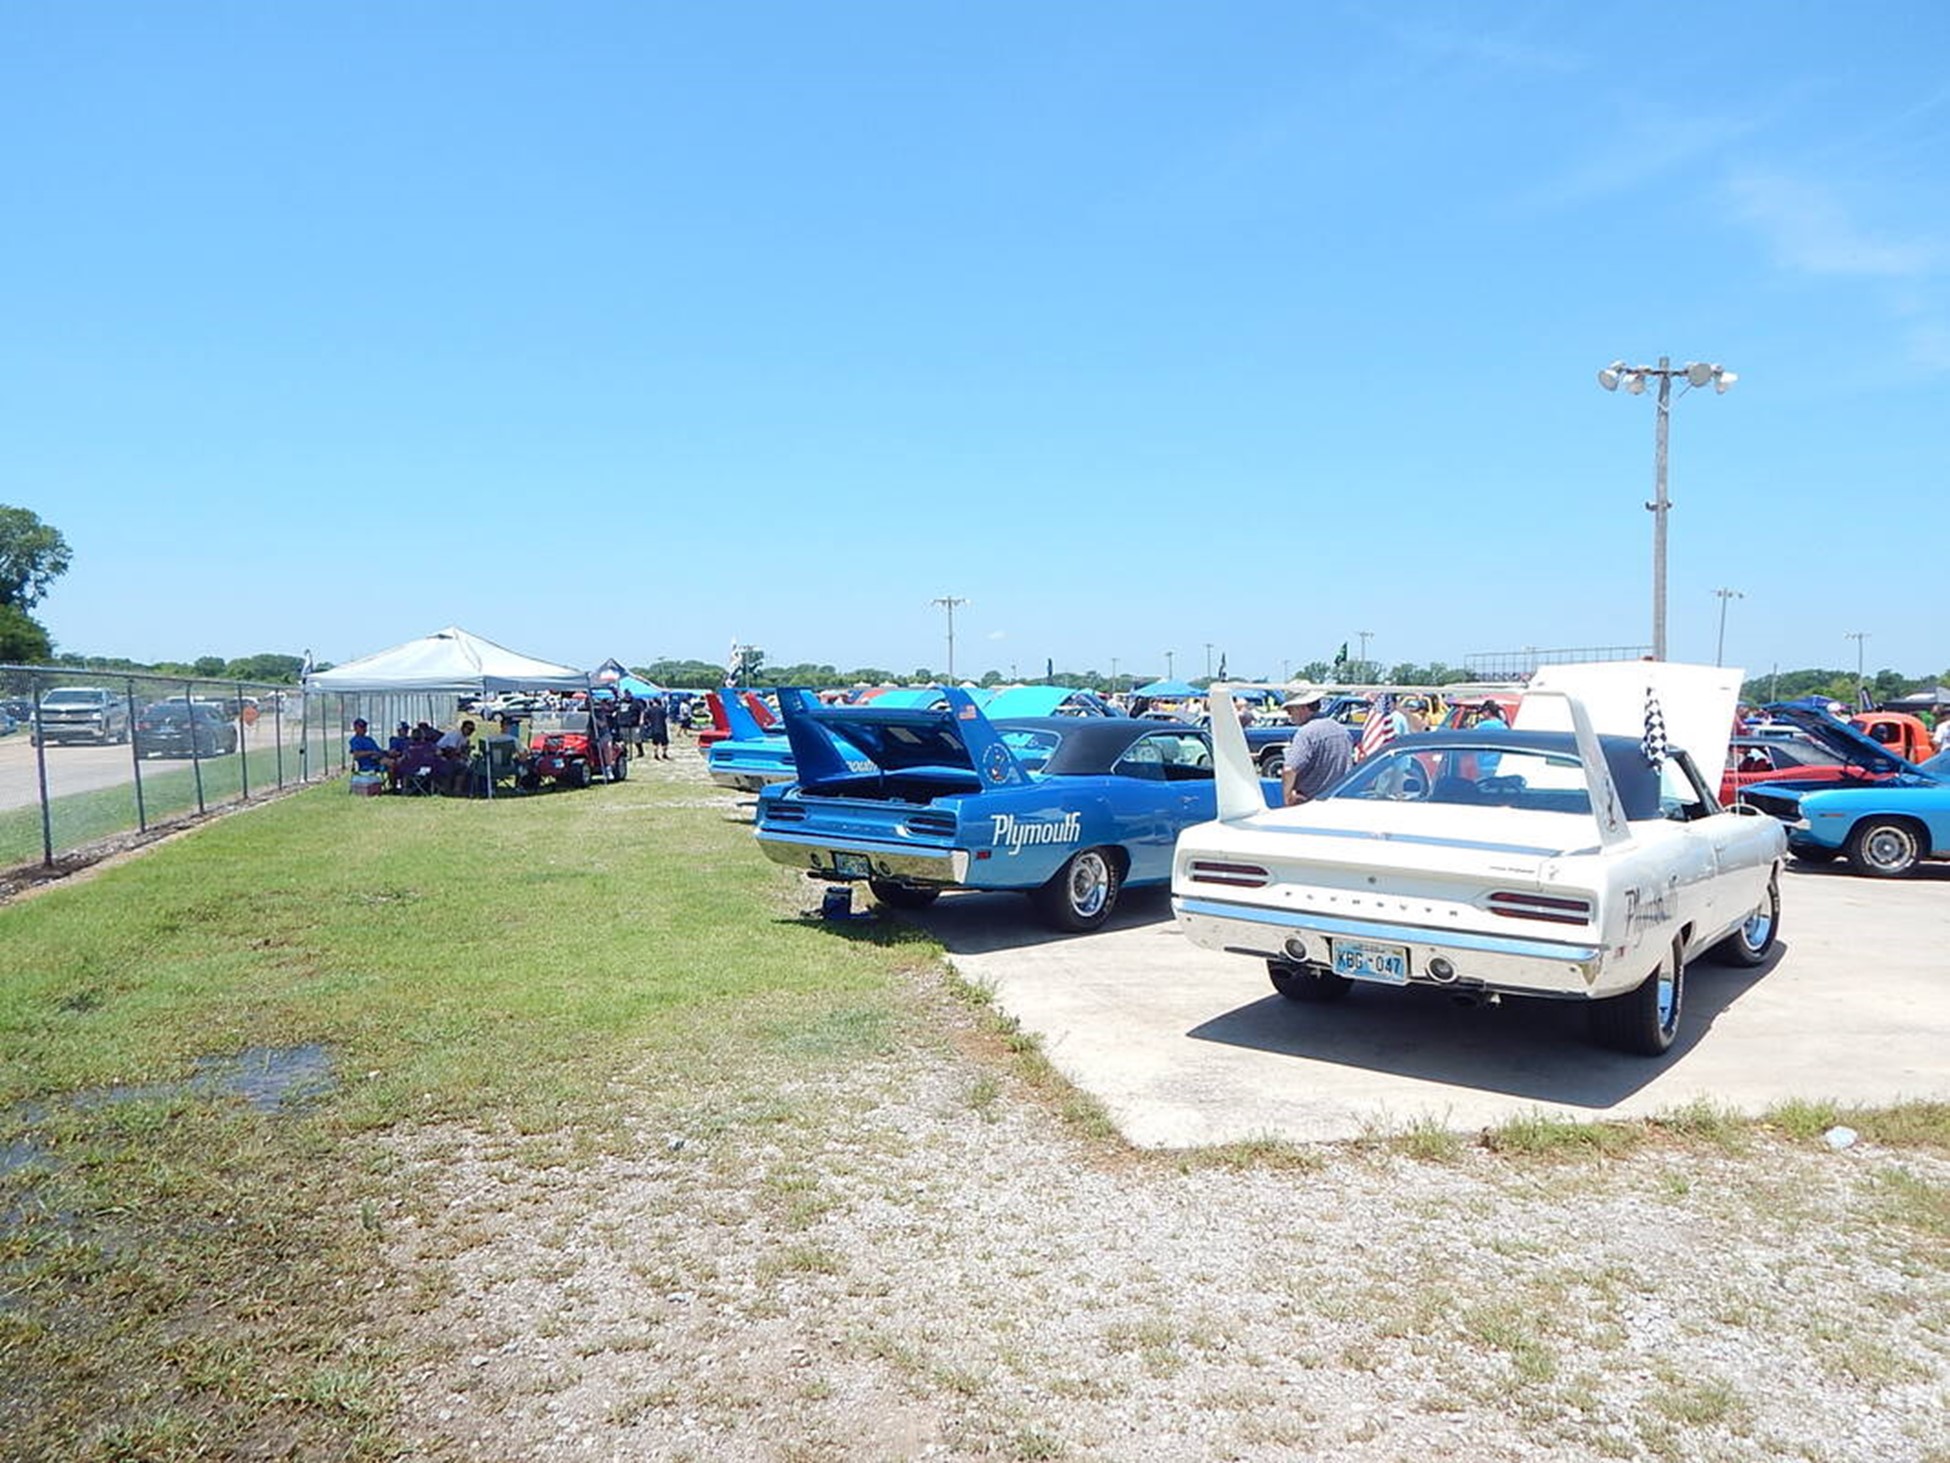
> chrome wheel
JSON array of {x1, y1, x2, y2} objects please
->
[
  {"x1": 1033, "y1": 847, "x2": 1122, "y2": 932},
  {"x1": 1847, "y1": 819, "x2": 1921, "y2": 878}
]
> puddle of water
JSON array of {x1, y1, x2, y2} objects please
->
[
  {"x1": 191, "y1": 1043, "x2": 336, "y2": 1112},
  {"x1": 64, "y1": 1043, "x2": 338, "y2": 1115},
  {"x1": 1, "y1": 1137, "x2": 43, "y2": 1179}
]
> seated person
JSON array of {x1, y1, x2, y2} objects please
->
[
  {"x1": 347, "y1": 719, "x2": 386, "y2": 776},
  {"x1": 435, "y1": 720, "x2": 478, "y2": 794},
  {"x1": 1739, "y1": 747, "x2": 1773, "y2": 774}
]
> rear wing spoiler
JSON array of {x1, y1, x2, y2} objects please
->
[
  {"x1": 1208, "y1": 684, "x2": 1630, "y2": 845},
  {"x1": 717, "y1": 690, "x2": 776, "y2": 742},
  {"x1": 775, "y1": 685, "x2": 1033, "y2": 789}
]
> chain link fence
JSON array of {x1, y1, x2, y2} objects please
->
[{"x1": 0, "y1": 665, "x2": 462, "y2": 873}]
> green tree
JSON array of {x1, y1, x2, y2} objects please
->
[
  {"x1": 0, "y1": 506, "x2": 71, "y2": 610},
  {"x1": 0, "y1": 603, "x2": 52, "y2": 662}
]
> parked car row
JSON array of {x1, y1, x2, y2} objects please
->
[{"x1": 746, "y1": 661, "x2": 1946, "y2": 1063}]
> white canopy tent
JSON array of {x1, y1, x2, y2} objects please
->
[{"x1": 305, "y1": 626, "x2": 590, "y2": 695}]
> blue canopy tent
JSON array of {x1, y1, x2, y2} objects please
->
[{"x1": 1133, "y1": 678, "x2": 1200, "y2": 699}]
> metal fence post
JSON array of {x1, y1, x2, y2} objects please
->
[{"x1": 126, "y1": 673, "x2": 148, "y2": 833}]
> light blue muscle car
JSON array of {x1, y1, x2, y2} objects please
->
[{"x1": 754, "y1": 687, "x2": 1279, "y2": 930}]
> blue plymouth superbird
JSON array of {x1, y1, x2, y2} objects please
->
[
  {"x1": 1739, "y1": 703, "x2": 1950, "y2": 877},
  {"x1": 755, "y1": 686, "x2": 1278, "y2": 930}
]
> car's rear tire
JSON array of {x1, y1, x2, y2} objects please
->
[
  {"x1": 1267, "y1": 960, "x2": 1352, "y2": 1003},
  {"x1": 1705, "y1": 874, "x2": 1779, "y2": 967},
  {"x1": 1845, "y1": 818, "x2": 1923, "y2": 878},
  {"x1": 572, "y1": 761, "x2": 592, "y2": 789},
  {"x1": 1031, "y1": 847, "x2": 1121, "y2": 932},
  {"x1": 870, "y1": 879, "x2": 940, "y2": 911},
  {"x1": 1590, "y1": 938, "x2": 1685, "y2": 1056}
]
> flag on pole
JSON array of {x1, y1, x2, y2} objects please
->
[
  {"x1": 1858, "y1": 683, "x2": 1875, "y2": 713},
  {"x1": 1334, "y1": 642, "x2": 1349, "y2": 667},
  {"x1": 1355, "y1": 693, "x2": 1397, "y2": 761},
  {"x1": 1642, "y1": 686, "x2": 1668, "y2": 769},
  {"x1": 1217, "y1": 653, "x2": 1227, "y2": 680}
]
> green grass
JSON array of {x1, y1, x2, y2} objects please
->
[
  {"x1": 0, "y1": 772, "x2": 935, "y2": 1460},
  {"x1": 0, "y1": 736, "x2": 336, "y2": 868}
]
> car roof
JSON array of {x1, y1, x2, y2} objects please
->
[{"x1": 997, "y1": 715, "x2": 1200, "y2": 776}]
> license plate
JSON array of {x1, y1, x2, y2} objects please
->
[
  {"x1": 1332, "y1": 939, "x2": 1409, "y2": 985},
  {"x1": 833, "y1": 852, "x2": 872, "y2": 878}
]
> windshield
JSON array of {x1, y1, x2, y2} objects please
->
[
  {"x1": 1324, "y1": 739, "x2": 1665, "y2": 820},
  {"x1": 43, "y1": 691, "x2": 107, "y2": 706}
]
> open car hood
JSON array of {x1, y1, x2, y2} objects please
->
[
  {"x1": 1763, "y1": 703, "x2": 1917, "y2": 777},
  {"x1": 778, "y1": 686, "x2": 1032, "y2": 789}
]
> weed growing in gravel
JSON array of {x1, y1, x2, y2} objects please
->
[{"x1": 1482, "y1": 1110, "x2": 1645, "y2": 1158}]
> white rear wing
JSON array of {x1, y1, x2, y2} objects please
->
[
  {"x1": 1207, "y1": 684, "x2": 1630, "y2": 845},
  {"x1": 1207, "y1": 686, "x2": 1270, "y2": 822}
]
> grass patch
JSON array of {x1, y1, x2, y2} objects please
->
[
  {"x1": 1481, "y1": 1110, "x2": 1645, "y2": 1159},
  {"x1": 0, "y1": 772, "x2": 932, "y2": 1459}
]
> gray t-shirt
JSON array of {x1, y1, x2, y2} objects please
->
[{"x1": 1286, "y1": 717, "x2": 1354, "y2": 800}]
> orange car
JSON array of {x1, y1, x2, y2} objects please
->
[{"x1": 1851, "y1": 712, "x2": 1933, "y2": 763}]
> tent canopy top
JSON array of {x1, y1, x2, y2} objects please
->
[{"x1": 305, "y1": 626, "x2": 589, "y2": 694}]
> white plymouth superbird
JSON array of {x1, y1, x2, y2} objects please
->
[{"x1": 1171, "y1": 663, "x2": 1787, "y2": 1055}]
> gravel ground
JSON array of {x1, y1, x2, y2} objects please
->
[
  {"x1": 374, "y1": 752, "x2": 1948, "y2": 1462},
  {"x1": 380, "y1": 1010, "x2": 1947, "y2": 1463}
]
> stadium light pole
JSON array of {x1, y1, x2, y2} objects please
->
[
  {"x1": 1846, "y1": 630, "x2": 1869, "y2": 703},
  {"x1": 929, "y1": 595, "x2": 967, "y2": 683},
  {"x1": 1598, "y1": 356, "x2": 1737, "y2": 660},
  {"x1": 1713, "y1": 588, "x2": 1744, "y2": 667},
  {"x1": 1356, "y1": 630, "x2": 1373, "y2": 681},
  {"x1": 1165, "y1": 649, "x2": 1175, "y2": 680}
]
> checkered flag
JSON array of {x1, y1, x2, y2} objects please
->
[{"x1": 1642, "y1": 686, "x2": 1668, "y2": 769}]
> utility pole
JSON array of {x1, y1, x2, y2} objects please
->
[
  {"x1": 1204, "y1": 643, "x2": 1214, "y2": 679},
  {"x1": 929, "y1": 595, "x2": 968, "y2": 683},
  {"x1": 1110, "y1": 657, "x2": 1119, "y2": 691},
  {"x1": 1713, "y1": 588, "x2": 1744, "y2": 667},
  {"x1": 1356, "y1": 630, "x2": 1373, "y2": 681},
  {"x1": 1165, "y1": 649, "x2": 1175, "y2": 680},
  {"x1": 1845, "y1": 631, "x2": 1869, "y2": 704}
]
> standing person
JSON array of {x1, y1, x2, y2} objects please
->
[
  {"x1": 1401, "y1": 696, "x2": 1429, "y2": 734},
  {"x1": 643, "y1": 693, "x2": 670, "y2": 759},
  {"x1": 1475, "y1": 700, "x2": 1509, "y2": 731},
  {"x1": 1279, "y1": 687, "x2": 1353, "y2": 806},
  {"x1": 1935, "y1": 713, "x2": 1950, "y2": 755},
  {"x1": 615, "y1": 691, "x2": 644, "y2": 758}
]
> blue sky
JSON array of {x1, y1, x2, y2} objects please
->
[{"x1": 6, "y1": 3, "x2": 1947, "y2": 683}]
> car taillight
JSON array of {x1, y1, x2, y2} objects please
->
[
  {"x1": 1187, "y1": 860, "x2": 1271, "y2": 888},
  {"x1": 1486, "y1": 891, "x2": 1593, "y2": 925}
]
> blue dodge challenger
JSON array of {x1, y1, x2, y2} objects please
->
[{"x1": 755, "y1": 686, "x2": 1279, "y2": 930}]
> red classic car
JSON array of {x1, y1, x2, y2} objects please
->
[{"x1": 1720, "y1": 736, "x2": 1858, "y2": 805}]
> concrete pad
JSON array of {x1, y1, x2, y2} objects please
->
[{"x1": 915, "y1": 863, "x2": 1950, "y2": 1147}]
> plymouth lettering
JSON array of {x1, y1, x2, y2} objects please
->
[{"x1": 990, "y1": 811, "x2": 1082, "y2": 856}]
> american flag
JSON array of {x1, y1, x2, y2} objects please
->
[
  {"x1": 1355, "y1": 693, "x2": 1397, "y2": 761},
  {"x1": 1642, "y1": 686, "x2": 1668, "y2": 769}
]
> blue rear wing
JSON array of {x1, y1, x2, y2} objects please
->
[
  {"x1": 775, "y1": 684, "x2": 1032, "y2": 791},
  {"x1": 718, "y1": 690, "x2": 773, "y2": 742}
]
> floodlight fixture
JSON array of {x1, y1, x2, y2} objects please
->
[{"x1": 1596, "y1": 354, "x2": 1737, "y2": 661}]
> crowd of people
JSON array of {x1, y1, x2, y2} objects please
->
[{"x1": 345, "y1": 689, "x2": 692, "y2": 797}]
